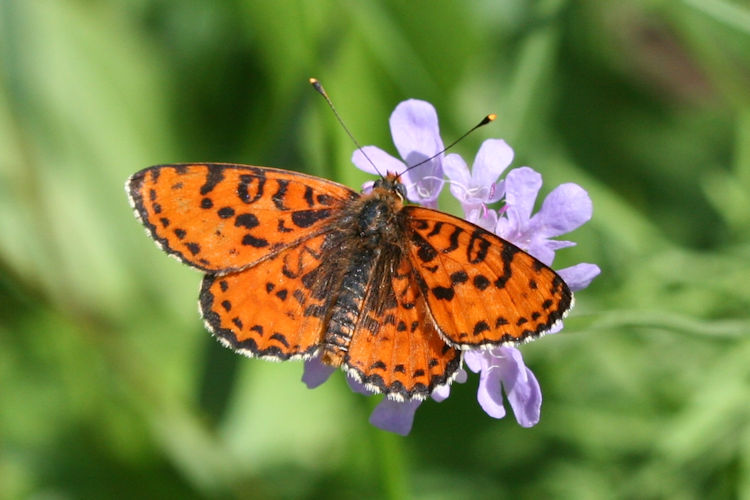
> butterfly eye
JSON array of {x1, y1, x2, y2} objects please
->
[{"x1": 395, "y1": 182, "x2": 407, "y2": 201}]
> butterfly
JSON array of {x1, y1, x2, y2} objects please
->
[{"x1": 127, "y1": 164, "x2": 572, "y2": 401}]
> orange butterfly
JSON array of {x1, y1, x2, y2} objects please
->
[{"x1": 127, "y1": 163, "x2": 572, "y2": 401}]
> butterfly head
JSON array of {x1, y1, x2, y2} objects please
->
[{"x1": 372, "y1": 173, "x2": 407, "y2": 201}]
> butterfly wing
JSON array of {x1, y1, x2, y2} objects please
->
[
  {"x1": 127, "y1": 163, "x2": 358, "y2": 273},
  {"x1": 405, "y1": 206, "x2": 573, "y2": 348},
  {"x1": 199, "y1": 231, "x2": 332, "y2": 360},
  {"x1": 343, "y1": 255, "x2": 461, "y2": 401}
]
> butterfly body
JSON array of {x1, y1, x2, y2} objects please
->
[{"x1": 128, "y1": 164, "x2": 572, "y2": 401}]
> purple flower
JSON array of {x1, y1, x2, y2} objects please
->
[
  {"x1": 495, "y1": 167, "x2": 593, "y2": 267},
  {"x1": 459, "y1": 166, "x2": 600, "y2": 428},
  {"x1": 464, "y1": 346, "x2": 541, "y2": 426},
  {"x1": 443, "y1": 138, "x2": 512, "y2": 214},
  {"x1": 352, "y1": 99, "x2": 445, "y2": 208},
  {"x1": 301, "y1": 100, "x2": 600, "y2": 435}
]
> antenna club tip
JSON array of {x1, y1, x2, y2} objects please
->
[
  {"x1": 487, "y1": 113, "x2": 497, "y2": 122},
  {"x1": 309, "y1": 77, "x2": 319, "y2": 85}
]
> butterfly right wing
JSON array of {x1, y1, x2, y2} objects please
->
[
  {"x1": 127, "y1": 163, "x2": 358, "y2": 273},
  {"x1": 405, "y1": 206, "x2": 573, "y2": 349}
]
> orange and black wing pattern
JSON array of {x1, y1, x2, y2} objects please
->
[
  {"x1": 343, "y1": 256, "x2": 461, "y2": 401},
  {"x1": 127, "y1": 163, "x2": 358, "y2": 273},
  {"x1": 404, "y1": 206, "x2": 573, "y2": 349},
  {"x1": 199, "y1": 232, "x2": 331, "y2": 361}
]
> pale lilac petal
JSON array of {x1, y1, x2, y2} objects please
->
[
  {"x1": 302, "y1": 358, "x2": 336, "y2": 389},
  {"x1": 444, "y1": 153, "x2": 471, "y2": 202},
  {"x1": 404, "y1": 172, "x2": 445, "y2": 206},
  {"x1": 530, "y1": 183, "x2": 592, "y2": 238},
  {"x1": 388, "y1": 100, "x2": 446, "y2": 205},
  {"x1": 431, "y1": 385, "x2": 451, "y2": 402},
  {"x1": 558, "y1": 263, "x2": 601, "y2": 291},
  {"x1": 431, "y1": 368, "x2": 468, "y2": 402},
  {"x1": 526, "y1": 241, "x2": 556, "y2": 267},
  {"x1": 389, "y1": 99, "x2": 444, "y2": 162},
  {"x1": 527, "y1": 238, "x2": 575, "y2": 265},
  {"x1": 369, "y1": 399, "x2": 422, "y2": 436},
  {"x1": 503, "y1": 167, "x2": 542, "y2": 227},
  {"x1": 352, "y1": 146, "x2": 405, "y2": 176},
  {"x1": 465, "y1": 206, "x2": 498, "y2": 232},
  {"x1": 464, "y1": 350, "x2": 484, "y2": 373},
  {"x1": 443, "y1": 152, "x2": 470, "y2": 185},
  {"x1": 476, "y1": 361, "x2": 508, "y2": 419},
  {"x1": 471, "y1": 139, "x2": 514, "y2": 187},
  {"x1": 505, "y1": 367, "x2": 542, "y2": 427},
  {"x1": 547, "y1": 321, "x2": 564, "y2": 334},
  {"x1": 494, "y1": 216, "x2": 514, "y2": 240},
  {"x1": 496, "y1": 347, "x2": 542, "y2": 427}
]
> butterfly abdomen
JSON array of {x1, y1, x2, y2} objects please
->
[{"x1": 319, "y1": 191, "x2": 407, "y2": 366}]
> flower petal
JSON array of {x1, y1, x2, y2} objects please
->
[
  {"x1": 431, "y1": 368, "x2": 468, "y2": 402},
  {"x1": 302, "y1": 358, "x2": 336, "y2": 389},
  {"x1": 503, "y1": 167, "x2": 542, "y2": 226},
  {"x1": 465, "y1": 206, "x2": 498, "y2": 232},
  {"x1": 444, "y1": 153, "x2": 471, "y2": 202},
  {"x1": 476, "y1": 359, "x2": 507, "y2": 419},
  {"x1": 369, "y1": 399, "x2": 422, "y2": 436},
  {"x1": 526, "y1": 239, "x2": 556, "y2": 267},
  {"x1": 531, "y1": 183, "x2": 592, "y2": 238},
  {"x1": 443, "y1": 152, "x2": 470, "y2": 185},
  {"x1": 389, "y1": 99, "x2": 444, "y2": 162},
  {"x1": 497, "y1": 347, "x2": 542, "y2": 427},
  {"x1": 464, "y1": 350, "x2": 485, "y2": 373},
  {"x1": 505, "y1": 366, "x2": 542, "y2": 427},
  {"x1": 471, "y1": 139, "x2": 514, "y2": 187},
  {"x1": 558, "y1": 263, "x2": 601, "y2": 291},
  {"x1": 352, "y1": 146, "x2": 406, "y2": 176}
]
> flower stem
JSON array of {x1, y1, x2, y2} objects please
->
[{"x1": 370, "y1": 399, "x2": 410, "y2": 500}]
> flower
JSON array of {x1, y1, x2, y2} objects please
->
[
  {"x1": 352, "y1": 99, "x2": 446, "y2": 208},
  {"x1": 443, "y1": 138, "x2": 512, "y2": 215},
  {"x1": 303, "y1": 99, "x2": 600, "y2": 435}
]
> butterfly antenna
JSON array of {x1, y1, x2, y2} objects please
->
[
  {"x1": 402, "y1": 113, "x2": 496, "y2": 176},
  {"x1": 310, "y1": 78, "x2": 384, "y2": 178}
]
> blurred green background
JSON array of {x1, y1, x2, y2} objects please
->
[{"x1": 2, "y1": 1, "x2": 749, "y2": 498}]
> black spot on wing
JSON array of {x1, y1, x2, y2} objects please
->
[
  {"x1": 242, "y1": 234, "x2": 269, "y2": 247},
  {"x1": 218, "y1": 207, "x2": 235, "y2": 218},
  {"x1": 235, "y1": 213, "x2": 260, "y2": 229},
  {"x1": 292, "y1": 209, "x2": 332, "y2": 228},
  {"x1": 201, "y1": 167, "x2": 225, "y2": 195}
]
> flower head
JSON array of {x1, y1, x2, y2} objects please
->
[
  {"x1": 352, "y1": 99, "x2": 445, "y2": 207},
  {"x1": 444, "y1": 138, "x2": 512, "y2": 214}
]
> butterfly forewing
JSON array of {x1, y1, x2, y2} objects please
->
[
  {"x1": 127, "y1": 164, "x2": 357, "y2": 273},
  {"x1": 405, "y1": 206, "x2": 573, "y2": 348}
]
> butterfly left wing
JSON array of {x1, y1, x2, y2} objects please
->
[
  {"x1": 343, "y1": 256, "x2": 461, "y2": 401},
  {"x1": 199, "y1": 232, "x2": 332, "y2": 361},
  {"x1": 404, "y1": 206, "x2": 573, "y2": 349}
]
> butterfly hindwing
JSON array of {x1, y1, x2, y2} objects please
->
[
  {"x1": 199, "y1": 232, "x2": 332, "y2": 360},
  {"x1": 127, "y1": 163, "x2": 357, "y2": 273},
  {"x1": 405, "y1": 206, "x2": 573, "y2": 348},
  {"x1": 343, "y1": 256, "x2": 461, "y2": 400}
]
